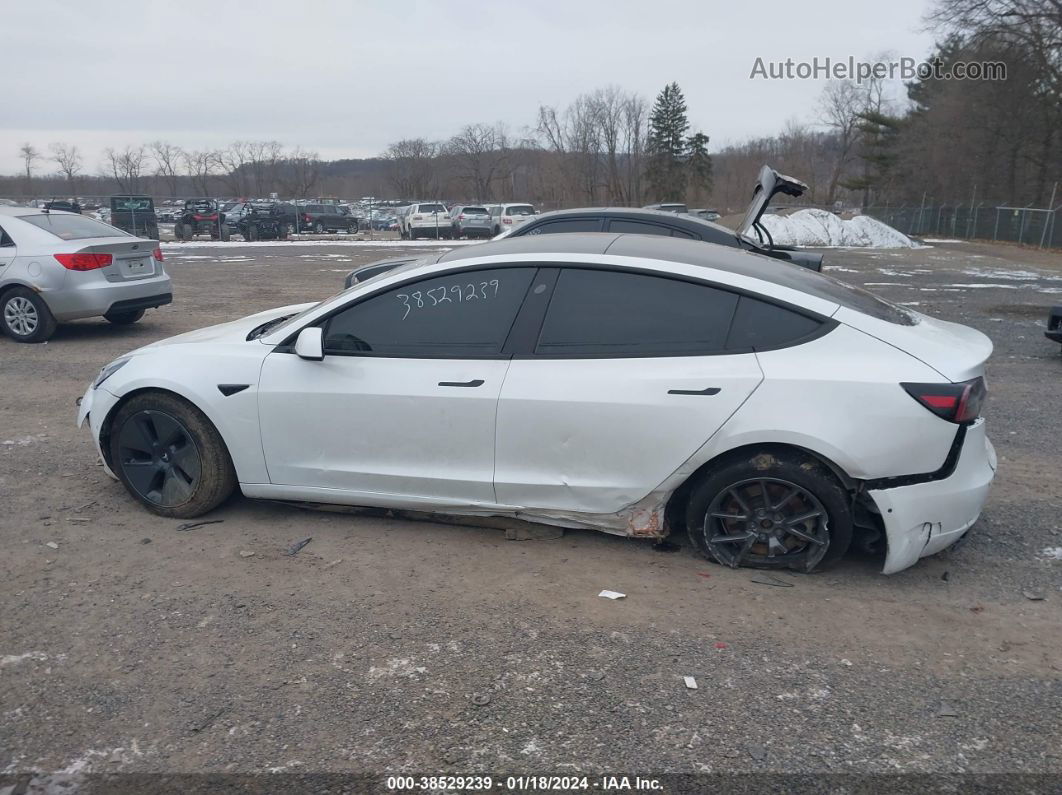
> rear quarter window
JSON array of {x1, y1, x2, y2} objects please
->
[{"x1": 725, "y1": 295, "x2": 825, "y2": 351}]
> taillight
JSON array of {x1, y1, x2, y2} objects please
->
[
  {"x1": 902, "y1": 377, "x2": 987, "y2": 424},
  {"x1": 458, "y1": 214, "x2": 465, "y2": 220},
  {"x1": 303, "y1": 213, "x2": 311, "y2": 223},
  {"x1": 503, "y1": 217, "x2": 512, "y2": 224},
  {"x1": 152, "y1": 248, "x2": 164, "y2": 262},
  {"x1": 54, "y1": 252, "x2": 113, "y2": 271}
]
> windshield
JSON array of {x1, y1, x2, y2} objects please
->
[
  {"x1": 506, "y1": 205, "x2": 535, "y2": 216},
  {"x1": 111, "y1": 197, "x2": 154, "y2": 211},
  {"x1": 20, "y1": 213, "x2": 132, "y2": 240}
]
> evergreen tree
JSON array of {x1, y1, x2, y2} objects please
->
[
  {"x1": 646, "y1": 83, "x2": 690, "y2": 201},
  {"x1": 841, "y1": 110, "x2": 903, "y2": 205},
  {"x1": 685, "y1": 131, "x2": 713, "y2": 200}
]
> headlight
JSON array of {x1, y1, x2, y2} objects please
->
[{"x1": 94, "y1": 358, "x2": 130, "y2": 388}]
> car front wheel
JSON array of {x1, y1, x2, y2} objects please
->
[
  {"x1": 685, "y1": 449, "x2": 852, "y2": 573},
  {"x1": 109, "y1": 392, "x2": 236, "y2": 518},
  {"x1": 1, "y1": 287, "x2": 58, "y2": 343}
]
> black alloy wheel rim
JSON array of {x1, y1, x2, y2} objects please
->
[
  {"x1": 117, "y1": 410, "x2": 202, "y2": 506},
  {"x1": 702, "y1": 477, "x2": 829, "y2": 569}
]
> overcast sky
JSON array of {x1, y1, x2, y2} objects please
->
[{"x1": 2, "y1": 0, "x2": 935, "y2": 175}]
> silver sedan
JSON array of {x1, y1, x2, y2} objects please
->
[{"x1": 0, "y1": 207, "x2": 172, "y2": 342}]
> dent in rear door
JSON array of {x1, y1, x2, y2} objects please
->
[{"x1": 495, "y1": 354, "x2": 763, "y2": 514}]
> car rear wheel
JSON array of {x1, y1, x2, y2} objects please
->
[
  {"x1": 110, "y1": 392, "x2": 236, "y2": 518},
  {"x1": 1, "y1": 287, "x2": 57, "y2": 343},
  {"x1": 314, "y1": 222, "x2": 325, "y2": 233},
  {"x1": 685, "y1": 449, "x2": 852, "y2": 573}
]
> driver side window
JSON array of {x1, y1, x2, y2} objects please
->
[{"x1": 323, "y1": 267, "x2": 537, "y2": 358}]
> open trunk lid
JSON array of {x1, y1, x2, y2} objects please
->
[
  {"x1": 737, "y1": 165, "x2": 809, "y2": 243},
  {"x1": 835, "y1": 306, "x2": 993, "y2": 382}
]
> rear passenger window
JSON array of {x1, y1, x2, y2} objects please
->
[
  {"x1": 725, "y1": 295, "x2": 823, "y2": 351},
  {"x1": 536, "y1": 269, "x2": 738, "y2": 356},
  {"x1": 527, "y1": 219, "x2": 603, "y2": 235},
  {"x1": 608, "y1": 219, "x2": 671, "y2": 237}
]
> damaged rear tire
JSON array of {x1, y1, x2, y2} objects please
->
[{"x1": 685, "y1": 449, "x2": 852, "y2": 573}]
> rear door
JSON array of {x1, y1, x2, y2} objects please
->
[
  {"x1": 495, "y1": 267, "x2": 764, "y2": 513},
  {"x1": 0, "y1": 223, "x2": 16, "y2": 272}
]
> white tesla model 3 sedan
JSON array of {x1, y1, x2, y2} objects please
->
[{"x1": 76, "y1": 234, "x2": 996, "y2": 574}]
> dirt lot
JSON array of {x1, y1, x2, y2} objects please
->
[{"x1": 2, "y1": 238, "x2": 1061, "y2": 790}]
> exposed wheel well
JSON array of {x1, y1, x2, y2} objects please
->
[
  {"x1": 98, "y1": 387, "x2": 205, "y2": 471},
  {"x1": 663, "y1": 442, "x2": 858, "y2": 537}
]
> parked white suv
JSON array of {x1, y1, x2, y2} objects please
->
[
  {"x1": 490, "y1": 203, "x2": 536, "y2": 236},
  {"x1": 400, "y1": 203, "x2": 451, "y2": 240}
]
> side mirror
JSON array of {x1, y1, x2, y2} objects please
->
[{"x1": 294, "y1": 327, "x2": 324, "y2": 360}]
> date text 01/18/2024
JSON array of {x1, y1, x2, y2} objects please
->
[{"x1": 385, "y1": 774, "x2": 664, "y2": 791}]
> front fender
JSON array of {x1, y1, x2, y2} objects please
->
[{"x1": 98, "y1": 349, "x2": 268, "y2": 484}]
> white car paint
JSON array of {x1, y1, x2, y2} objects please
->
[{"x1": 77, "y1": 234, "x2": 995, "y2": 574}]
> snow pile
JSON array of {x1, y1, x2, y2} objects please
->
[{"x1": 755, "y1": 208, "x2": 917, "y2": 248}]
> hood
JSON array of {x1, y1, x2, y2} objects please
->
[
  {"x1": 737, "y1": 165, "x2": 808, "y2": 244},
  {"x1": 134, "y1": 303, "x2": 316, "y2": 352},
  {"x1": 835, "y1": 307, "x2": 993, "y2": 382}
]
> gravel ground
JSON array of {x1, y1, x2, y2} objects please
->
[{"x1": 1, "y1": 238, "x2": 1060, "y2": 792}]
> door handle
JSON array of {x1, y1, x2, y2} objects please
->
[
  {"x1": 439, "y1": 379, "x2": 484, "y2": 388},
  {"x1": 667, "y1": 387, "x2": 721, "y2": 396}
]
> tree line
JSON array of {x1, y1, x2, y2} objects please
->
[{"x1": 5, "y1": 0, "x2": 1058, "y2": 213}]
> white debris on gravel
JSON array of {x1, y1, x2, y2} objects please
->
[
  {"x1": 1, "y1": 651, "x2": 50, "y2": 667},
  {"x1": 598, "y1": 590, "x2": 626, "y2": 600},
  {"x1": 1038, "y1": 547, "x2": 1062, "y2": 561},
  {"x1": 755, "y1": 209, "x2": 917, "y2": 248}
]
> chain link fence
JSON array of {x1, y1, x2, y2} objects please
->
[{"x1": 863, "y1": 202, "x2": 1061, "y2": 249}]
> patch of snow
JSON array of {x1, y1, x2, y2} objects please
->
[
  {"x1": 1038, "y1": 547, "x2": 1062, "y2": 561},
  {"x1": 161, "y1": 240, "x2": 475, "y2": 250},
  {"x1": 756, "y1": 209, "x2": 916, "y2": 248},
  {"x1": 961, "y1": 268, "x2": 1062, "y2": 282},
  {"x1": 922, "y1": 238, "x2": 965, "y2": 244}
]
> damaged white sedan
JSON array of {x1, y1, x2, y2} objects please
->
[{"x1": 76, "y1": 233, "x2": 996, "y2": 574}]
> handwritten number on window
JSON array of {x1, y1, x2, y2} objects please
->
[{"x1": 397, "y1": 278, "x2": 504, "y2": 319}]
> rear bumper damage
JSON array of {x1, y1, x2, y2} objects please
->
[{"x1": 868, "y1": 419, "x2": 996, "y2": 574}]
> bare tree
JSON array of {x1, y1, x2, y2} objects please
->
[
  {"x1": 182, "y1": 150, "x2": 216, "y2": 197},
  {"x1": 446, "y1": 123, "x2": 510, "y2": 201},
  {"x1": 103, "y1": 145, "x2": 148, "y2": 193},
  {"x1": 245, "y1": 141, "x2": 284, "y2": 197},
  {"x1": 279, "y1": 147, "x2": 320, "y2": 198},
  {"x1": 19, "y1": 143, "x2": 40, "y2": 193},
  {"x1": 818, "y1": 81, "x2": 864, "y2": 205},
  {"x1": 215, "y1": 141, "x2": 252, "y2": 196},
  {"x1": 149, "y1": 141, "x2": 184, "y2": 197},
  {"x1": 621, "y1": 93, "x2": 648, "y2": 205},
  {"x1": 384, "y1": 139, "x2": 440, "y2": 198},
  {"x1": 49, "y1": 143, "x2": 83, "y2": 194}
]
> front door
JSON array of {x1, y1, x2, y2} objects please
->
[{"x1": 258, "y1": 266, "x2": 538, "y2": 505}]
